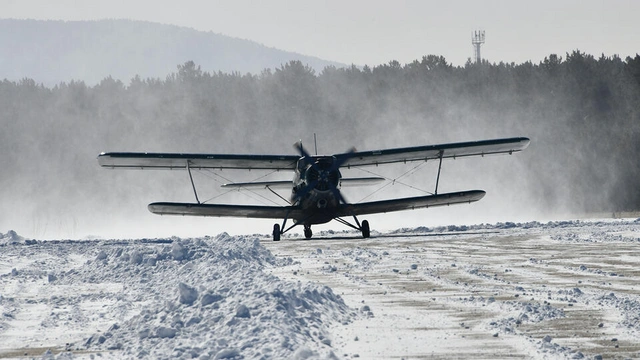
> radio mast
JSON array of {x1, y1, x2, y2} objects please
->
[{"x1": 472, "y1": 30, "x2": 485, "y2": 64}]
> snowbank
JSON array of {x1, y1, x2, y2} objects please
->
[
  {"x1": 54, "y1": 233, "x2": 355, "y2": 359},
  {"x1": 0, "y1": 230, "x2": 25, "y2": 245}
]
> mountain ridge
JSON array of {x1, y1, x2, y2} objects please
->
[{"x1": 0, "y1": 18, "x2": 347, "y2": 85}]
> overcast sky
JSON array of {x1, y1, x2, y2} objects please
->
[{"x1": 4, "y1": 0, "x2": 639, "y2": 66}]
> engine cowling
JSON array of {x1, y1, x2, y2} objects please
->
[{"x1": 304, "y1": 158, "x2": 340, "y2": 192}]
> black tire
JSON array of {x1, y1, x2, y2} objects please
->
[
  {"x1": 273, "y1": 224, "x2": 281, "y2": 241},
  {"x1": 304, "y1": 227, "x2": 313, "y2": 239},
  {"x1": 361, "y1": 220, "x2": 370, "y2": 238}
]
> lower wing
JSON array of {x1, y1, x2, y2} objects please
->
[
  {"x1": 148, "y1": 202, "x2": 304, "y2": 219},
  {"x1": 148, "y1": 190, "x2": 485, "y2": 220},
  {"x1": 336, "y1": 190, "x2": 486, "y2": 217}
]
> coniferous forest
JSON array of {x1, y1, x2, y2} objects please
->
[{"x1": 2, "y1": 51, "x2": 640, "y2": 237}]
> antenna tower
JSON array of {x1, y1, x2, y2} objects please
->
[{"x1": 471, "y1": 30, "x2": 485, "y2": 64}]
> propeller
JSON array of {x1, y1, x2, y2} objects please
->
[
  {"x1": 293, "y1": 141, "x2": 315, "y2": 167},
  {"x1": 292, "y1": 141, "x2": 319, "y2": 201},
  {"x1": 292, "y1": 141, "x2": 356, "y2": 206}
]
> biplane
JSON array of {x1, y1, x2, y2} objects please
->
[{"x1": 98, "y1": 137, "x2": 529, "y2": 240}]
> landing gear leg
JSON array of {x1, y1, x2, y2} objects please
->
[
  {"x1": 334, "y1": 216, "x2": 371, "y2": 238},
  {"x1": 273, "y1": 223, "x2": 281, "y2": 241},
  {"x1": 361, "y1": 220, "x2": 370, "y2": 238},
  {"x1": 304, "y1": 225, "x2": 313, "y2": 239}
]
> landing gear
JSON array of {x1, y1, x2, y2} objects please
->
[
  {"x1": 273, "y1": 223, "x2": 281, "y2": 241},
  {"x1": 273, "y1": 217, "x2": 367, "y2": 240},
  {"x1": 361, "y1": 220, "x2": 370, "y2": 238},
  {"x1": 334, "y1": 216, "x2": 371, "y2": 239}
]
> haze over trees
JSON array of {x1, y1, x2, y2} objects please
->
[{"x1": 2, "y1": 49, "x2": 639, "y2": 237}]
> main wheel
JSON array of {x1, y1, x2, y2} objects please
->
[
  {"x1": 304, "y1": 226, "x2": 313, "y2": 239},
  {"x1": 361, "y1": 220, "x2": 370, "y2": 238},
  {"x1": 273, "y1": 223, "x2": 281, "y2": 241}
]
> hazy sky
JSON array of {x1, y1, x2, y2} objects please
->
[{"x1": 4, "y1": 0, "x2": 639, "y2": 66}]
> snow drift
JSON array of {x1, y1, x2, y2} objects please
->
[{"x1": 1, "y1": 233, "x2": 355, "y2": 359}]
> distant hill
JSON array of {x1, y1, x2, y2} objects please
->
[{"x1": 0, "y1": 19, "x2": 347, "y2": 85}]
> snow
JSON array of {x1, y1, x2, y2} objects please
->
[
  {"x1": 1, "y1": 233, "x2": 353, "y2": 359},
  {"x1": 1, "y1": 219, "x2": 640, "y2": 359}
]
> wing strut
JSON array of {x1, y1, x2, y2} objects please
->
[
  {"x1": 187, "y1": 160, "x2": 201, "y2": 204},
  {"x1": 266, "y1": 185, "x2": 291, "y2": 205},
  {"x1": 434, "y1": 150, "x2": 444, "y2": 195}
]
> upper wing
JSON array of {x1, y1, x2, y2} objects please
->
[
  {"x1": 148, "y1": 202, "x2": 305, "y2": 219},
  {"x1": 336, "y1": 190, "x2": 486, "y2": 217},
  {"x1": 98, "y1": 152, "x2": 299, "y2": 170},
  {"x1": 338, "y1": 137, "x2": 530, "y2": 167},
  {"x1": 98, "y1": 137, "x2": 528, "y2": 170}
]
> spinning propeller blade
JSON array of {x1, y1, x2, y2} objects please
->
[{"x1": 292, "y1": 142, "x2": 357, "y2": 206}]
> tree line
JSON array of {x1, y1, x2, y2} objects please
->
[{"x1": 2, "y1": 51, "x2": 639, "y2": 235}]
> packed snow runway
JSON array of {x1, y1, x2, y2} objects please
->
[{"x1": 1, "y1": 219, "x2": 639, "y2": 359}]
